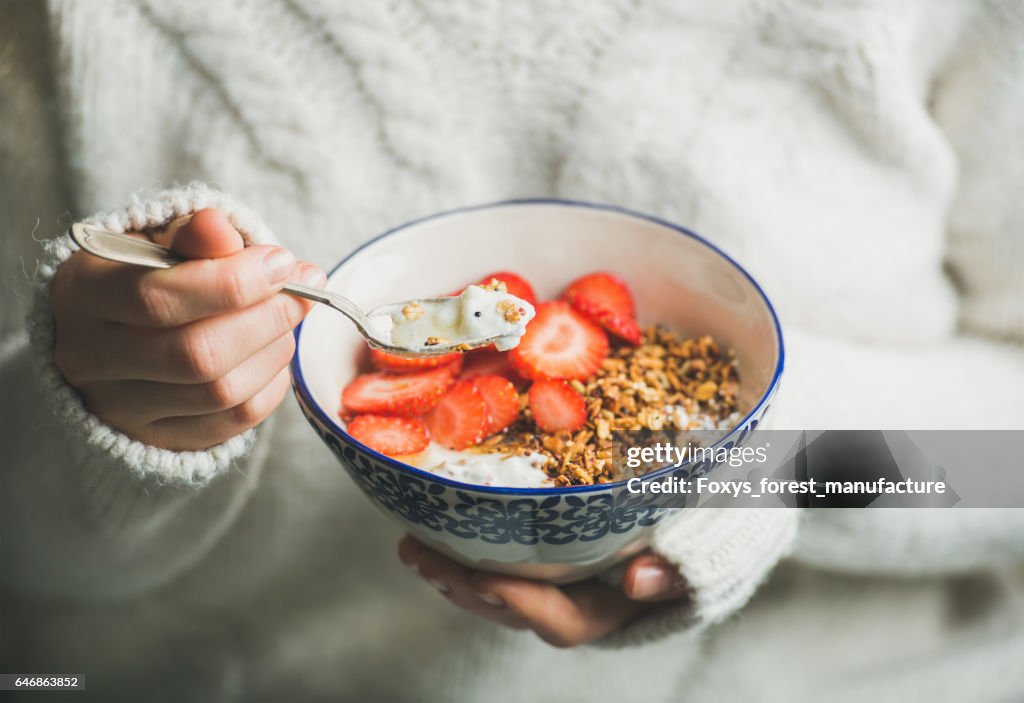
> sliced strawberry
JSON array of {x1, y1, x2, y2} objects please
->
[
  {"x1": 528, "y1": 379, "x2": 586, "y2": 433},
  {"x1": 472, "y1": 375, "x2": 520, "y2": 435},
  {"x1": 603, "y1": 313, "x2": 643, "y2": 345},
  {"x1": 423, "y1": 381, "x2": 489, "y2": 450},
  {"x1": 460, "y1": 348, "x2": 527, "y2": 389},
  {"x1": 562, "y1": 272, "x2": 635, "y2": 317},
  {"x1": 342, "y1": 366, "x2": 454, "y2": 417},
  {"x1": 562, "y1": 272, "x2": 642, "y2": 345},
  {"x1": 369, "y1": 348, "x2": 463, "y2": 374},
  {"x1": 568, "y1": 297, "x2": 644, "y2": 345},
  {"x1": 474, "y1": 271, "x2": 538, "y2": 305},
  {"x1": 451, "y1": 272, "x2": 539, "y2": 305},
  {"x1": 509, "y1": 301, "x2": 609, "y2": 380},
  {"x1": 347, "y1": 415, "x2": 429, "y2": 457}
]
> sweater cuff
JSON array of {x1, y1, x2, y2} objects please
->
[
  {"x1": 595, "y1": 509, "x2": 799, "y2": 648},
  {"x1": 26, "y1": 183, "x2": 276, "y2": 485}
]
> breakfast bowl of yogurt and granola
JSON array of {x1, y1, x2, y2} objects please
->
[{"x1": 291, "y1": 200, "x2": 784, "y2": 583}]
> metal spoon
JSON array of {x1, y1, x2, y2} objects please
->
[{"x1": 69, "y1": 223, "x2": 504, "y2": 357}]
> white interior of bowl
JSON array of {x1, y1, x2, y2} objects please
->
[{"x1": 296, "y1": 202, "x2": 781, "y2": 435}]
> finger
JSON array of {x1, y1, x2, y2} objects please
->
[
  {"x1": 469, "y1": 572, "x2": 643, "y2": 647},
  {"x1": 155, "y1": 209, "x2": 245, "y2": 259},
  {"x1": 64, "y1": 244, "x2": 301, "y2": 327},
  {"x1": 63, "y1": 264, "x2": 322, "y2": 384},
  {"x1": 558, "y1": 580, "x2": 647, "y2": 641},
  {"x1": 397, "y1": 536, "x2": 528, "y2": 630},
  {"x1": 138, "y1": 366, "x2": 292, "y2": 450},
  {"x1": 149, "y1": 215, "x2": 194, "y2": 249},
  {"x1": 78, "y1": 333, "x2": 296, "y2": 426},
  {"x1": 397, "y1": 534, "x2": 428, "y2": 569},
  {"x1": 621, "y1": 553, "x2": 690, "y2": 602}
]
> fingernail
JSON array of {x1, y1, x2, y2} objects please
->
[
  {"x1": 297, "y1": 263, "x2": 327, "y2": 288},
  {"x1": 426, "y1": 578, "x2": 451, "y2": 594},
  {"x1": 630, "y1": 564, "x2": 674, "y2": 599},
  {"x1": 263, "y1": 248, "x2": 296, "y2": 284},
  {"x1": 476, "y1": 592, "x2": 504, "y2": 608}
]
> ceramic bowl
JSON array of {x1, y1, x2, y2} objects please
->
[{"x1": 291, "y1": 200, "x2": 784, "y2": 583}]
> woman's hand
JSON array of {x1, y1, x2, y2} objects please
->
[
  {"x1": 50, "y1": 209, "x2": 325, "y2": 451},
  {"x1": 398, "y1": 535, "x2": 690, "y2": 647}
]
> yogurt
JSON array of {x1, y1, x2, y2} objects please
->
[
  {"x1": 666, "y1": 404, "x2": 742, "y2": 431},
  {"x1": 376, "y1": 283, "x2": 536, "y2": 352},
  {"x1": 409, "y1": 444, "x2": 552, "y2": 488}
]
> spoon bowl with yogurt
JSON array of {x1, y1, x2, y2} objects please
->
[
  {"x1": 366, "y1": 279, "x2": 535, "y2": 354},
  {"x1": 69, "y1": 223, "x2": 534, "y2": 357}
]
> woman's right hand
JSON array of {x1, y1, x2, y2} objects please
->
[{"x1": 50, "y1": 209, "x2": 326, "y2": 451}]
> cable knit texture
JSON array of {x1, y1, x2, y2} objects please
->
[
  {"x1": 26, "y1": 183, "x2": 275, "y2": 485},
  {"x1": 2, "y1": 1, "x2": 1023, "y2": 701},
  {"x1": 655, "y1": 510, "x2": 800, "y2": 624},
  {"x1": 597, "y1": 509, "x2": 800, "y2": 648}
]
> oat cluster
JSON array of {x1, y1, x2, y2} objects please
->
[
  {"x1": 497, "y1": 298, "x2": 526, "y2": 323},
  {"x1": 401, "y1": 302, "x2": 424, "y2": 320},
  {"x1": 471, "y1": 327, "x2": 741, "y2": 486},
  {"x1": 478, "y1": 278, "x2": 508, "y2": 293}
]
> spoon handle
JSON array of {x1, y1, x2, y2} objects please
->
[
  {"x1": 280, "y1": 280, "x2": 369, "y2": 329},
  {"x1": 68, "y1": 222, "x2": 369, "y2": 327},
  {"x1": 70, "y1": 222, "x2": 183, "y2": 268}
]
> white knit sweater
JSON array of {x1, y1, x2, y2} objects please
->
[{"x1": 2, "y1": 1, "x2": 1023, "y2": 701}]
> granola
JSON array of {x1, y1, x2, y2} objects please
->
[
  {"x1": 468, "y1": 326, "x2": 741, "y2": 486},
  {"x1": 497, "y1": 298, "x2": 526, "y2": 323},
  {"x1": 401, "y1": 302, "x2": 424, "y2": 320},
  {"x1": 478, "y1": 278, "x2": 509, "y2": 294}
]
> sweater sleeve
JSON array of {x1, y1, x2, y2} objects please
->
[
  {"x1": 594, "y1": 509, "x2": 800, "y2": 648},
  {"x1": 1, "y1": 183, "x2": 281, "y2": 600}
]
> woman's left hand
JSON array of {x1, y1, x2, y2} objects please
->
[{"x1": 397, "y1": 535, "x2": 690, "y2": 647}]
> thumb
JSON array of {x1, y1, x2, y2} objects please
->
[
  {"x1": 156, "y1": 208, "x2": 245, "y2": 259},
  {"x1": 621, "y1": 553, "x2": 689, "y2": 602}
]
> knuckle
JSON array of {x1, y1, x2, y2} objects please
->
[
  {"x1": 203, "y1": 375, "x2": 242, "y2": 411},
  {"x1": 231, "y1": 370, "x2": 288, "y2": 427},
  {"x1": 175, "y1": 327, "x2": 221, "y2": 382},
  {"x1": 269, "y1": 296, "x2": 304, "y2": 336},
  {"x1": 230, "y1": 395, "x2": 268, "y2": 428},
  {"x1": 273, "y1": 332, "x2": 297, "y2": 365},
  {"x1": 219, "y1": 265, "x2": 254, "y2": 310},
  {"x1": 270, "y1": 368, "x2": 291, "y2": 403},
  {"x1": 136, "y1": 276, "x2": 178, "y2": 326}
]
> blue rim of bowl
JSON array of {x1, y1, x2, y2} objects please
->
[{"x1": 291, "y1": 198, "x2": 785, "y2": 495}]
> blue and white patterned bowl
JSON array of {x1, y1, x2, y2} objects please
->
[{"x1": 291, "y1": 200, "x2": 784, "y2": 583}]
